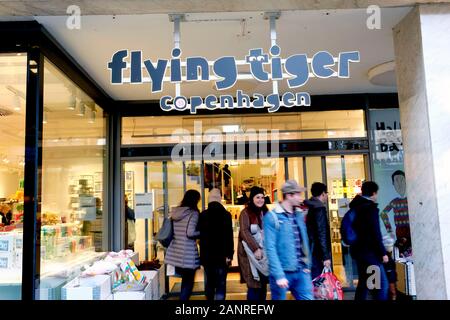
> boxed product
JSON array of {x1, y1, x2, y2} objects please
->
[
  {"x1": 141, "y1": 270, "x2": 158, "y2": 300},
  {"x1": 61, "y1": 274, "x2": 112, "y2": 300},
  {"x1": 0, "y1": 234, "x2": 14, "y2": 253},
  {"x1": 120, "y1": 259, "x2": 146, "y2": 284},
  {"x1": 36, "y1": 277, "x2": 67, "y2": 300},
  {"x1": 0, "y1": 252, "x2": 13, "y2": 269},
  {"x1": 158, "y1": 266, "x2": 166, "y2": 298},
  {"x1": 112, "y1": 280, "x2": 151, "y2": 300}
]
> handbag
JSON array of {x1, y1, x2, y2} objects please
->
[
  {"x1": 156, "y1": 217, "x2": 174, "y2": 248},
  {"x1": 312, "y1": 267, "x2": 344, "y2": 300}
]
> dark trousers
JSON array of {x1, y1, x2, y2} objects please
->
[
  {"x1": 204, "y1": 266, "x2": 228, "y2": 301},
  {"x1": 247, "y1": 274, "x2": 268, "y2": 301},
  {"x1": 175, "y1": 267, "x2": 196, "y2": 301},
  {"x1": 311, "y1": 255, "x2": 325, "y2": 280},
  {"x1": 354, "y1": 260, "x2": 389, "y2": 301}
]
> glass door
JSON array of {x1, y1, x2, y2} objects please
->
[{"x1": 287, "y1": 154, "x2": 368, "y2": 289}]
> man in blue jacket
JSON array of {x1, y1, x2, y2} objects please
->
[{"x1": 263, "y1": 180, "x2": 313, "y2": 300}]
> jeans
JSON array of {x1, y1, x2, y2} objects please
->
[
  {"x1": 247, "y1": 274, "x2": 268, "y2": 301},
  {"x1": 175, "y1": 267, "x2": 196, "y2": 301},
  {"x1": 354, "y1": 261, "x2": 389, "y2": 301},
  {"x1": 204, "y1": 266, "x2": 228, "y2": 301},
  {"x1": 269, "y1": 269, "x2": 313, "y2": 300}
]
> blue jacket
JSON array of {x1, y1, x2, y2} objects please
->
[{"x1": 263, "y1": 203, "x2": 311, "y2": 281}]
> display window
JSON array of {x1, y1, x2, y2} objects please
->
[
  {"x1": 0, "y1": 53, "x2": 27, "y2": 300},
  {"x1": 36, "y1": 59, "x2": 107, "y2": 300}
]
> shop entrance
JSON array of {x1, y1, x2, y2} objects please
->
[{"x1": 122, "y1": 153, "x2": 369, "y2": 299}]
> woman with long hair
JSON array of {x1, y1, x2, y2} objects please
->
[
  {"x1": 238, "y1": 186, "x2": 270, "y2": 301},
  {"x1": 165, "y1": 189, "x2": 201, "y2": 300}
]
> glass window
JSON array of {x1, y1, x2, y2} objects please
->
[
  {"x1": 37, "y1": 59, "x2": 107, "y2": 300},
  {"x1": 0, "y1": 53, "x2": 27, "y2": 300},
  {"x1": 122, "y1": 110, "x2": 366, "y2": 145}
]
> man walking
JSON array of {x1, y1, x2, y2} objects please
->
[
  {"x1": 350, "y1": 181, "x2": 389, "y2": 300},
  {"x1": 264, "y1": 180, "x2": 313, "y2": 300},
  {"x1": 304, "y1": 182, "x2": 332, "y2": 280}
]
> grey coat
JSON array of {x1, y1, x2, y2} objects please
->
[{"x1": 164, "y1": 206, "x2": 201, "y2": 270}]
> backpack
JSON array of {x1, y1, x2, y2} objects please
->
[
  {"x1": 340, "y1": 208, "x2": 357, "y2": 246},
  {"x1": 156, "y1": 217, "x2": 174, "y2": 248}
]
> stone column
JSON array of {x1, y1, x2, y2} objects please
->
[{"x1": 393, "y1": 4, "x2": 450, "y2": 299}]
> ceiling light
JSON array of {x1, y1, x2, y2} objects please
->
[
  {"x1": 222, "y1": 125, "x2": 239, "y2": 133},
  {"x1": 68, "y1": 95, "x2": 77, "y2": 110},
  {"x1": 13, "y1": 94, "x2": 21, "y2": 111},
  {"x1": 88, "y1": 106, "x2": 96, "y2": 124},
  {"x1": 76, "y1": 102, "x2": 86, "y2": 116},
  {"x1": 43, "y1": 111, "x2": 48, "y2": 124}
]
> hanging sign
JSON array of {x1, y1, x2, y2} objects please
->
[
  {"x1": 134, "y1": 193, "x2": 153, "y2": 219},
  {"x1": 108, "y1": 46, "x2": 360, "y2": 114}
]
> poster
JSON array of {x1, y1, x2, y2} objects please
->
[
  {"x1": 79, "y1": 196, "x2": 96, "y2": 221},
  {"x1": 135, "y1": 192, "x2": 153, "y2": 219}
]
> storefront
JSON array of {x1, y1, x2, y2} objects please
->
[{"x1": 0, "y1": 7, "x2": 414, "y2": 300}]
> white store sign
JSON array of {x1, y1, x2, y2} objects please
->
[{"x1": 135, "y1": 193, "x2": 153, "y2": 219}]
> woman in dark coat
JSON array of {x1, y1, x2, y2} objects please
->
[
  {"x1": 165, "y1": 190, "x2": 201, "y2": 300},
  {"x1": 199, "y1": 188, "x2": 234, "y2": 301},
  {"x1": 238, "y1": 186, "x2": 269, "y2": 301}
]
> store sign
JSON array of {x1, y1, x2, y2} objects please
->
[
  {"x1": 134, "y1": 193, "x2": 153, "y2": 219},
  {"x1": 108, "y1": 46, "x2": 360, "y2": 114}
]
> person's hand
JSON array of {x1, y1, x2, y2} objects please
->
[
  {"x1": 382, "y1": 255, "x2": 389, "y2": 263},
  {"x1": 254, "y1": 248, "x2": 263, "y2": 260},
  {"x1": 276, "y1": 278, "x2": 289, "y2": 288},
  {"x1": 303, "y1": 268, "x2": 311, "y2": 274},
  {"x1": 323, "y1": 260, "x2": 331, "y2": 269}
]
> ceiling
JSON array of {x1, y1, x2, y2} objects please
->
[{"x1": 26, "y1": 7, "x2": 413, "y2": 101}]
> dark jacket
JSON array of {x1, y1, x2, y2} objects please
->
[
  {"x1": 199, "y1": 202, "x2": 234, "y2": 267},
  {"x1": 304, "y1": 198, "x2": 331, "y2": 262},
  {"x1": 349, "y1": 195, "x2": 387, "y2": 264},
  {"x1": 0, "y1": 211, "x2": 12, "y2": 225}
]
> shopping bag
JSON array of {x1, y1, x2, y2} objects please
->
[
  {"x1": 312, "y1": 267, "x2": 344, "y2": 300},
  {"x1": 156, "y1": 217, "x2": 174, "y2": 248}
]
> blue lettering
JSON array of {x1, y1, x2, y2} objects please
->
[
  {"x1": 270, "y1": 45, "x2": 283, "y2": 80},
  {"x1": 171, "y1": 48, "x2": 182, "y2": 82},
  {"x1": 160, "y1": 96, "x2": 173, "y2": 111},
  {"x1": 267, "y1": 93, "x2": 281, "y2": 113},
  {"x1": 296, "y1": 92, "x2": 311, "y2": 106},
  {"x1": 190, "y1": 96, "x2": 203, "y2": 114},
  {"x1": 205, "y1": 95, "x2": 218, "y2": 109},
  {"x1": 108, "y1": 50, "x2": 128, "y2": 84},
  {"x1": 213, "y1": 57, "x2": 237, "y2": 90},
  {"x1": 246, "y1": 48, "x2": 269, "y2": 82},
  {"x1": 312, "y1": 51, "x2": 335, "y2": 78},
  {"x1": 253, "y1": 94, "x2": 265, "y2": 108},
  {"x1": 143, "y1": 59, "x2": 168, "y2": 92},
  {"x1": 338, "y1": 51, "x2": 360, "y2": 78},
  {"x1": 130, "y1": 51, "x2": 142, "y2": 83},
  {"x1": 220, "y1": 95, "x2": 234, "y2": 109},
  {"x1": 282, "y1": 92, "x2": 295, "y2": 107},
  {"x1": 237, "y1": 90, "x2": 251, "y2": 108},
  {"x1": 186, "y1": 57, "x2": 210, "y2": 81},
  {"x1": 285, "y1": 54, "x2": 309, "y2": 88}
]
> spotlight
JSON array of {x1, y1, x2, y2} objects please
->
[
  {"x1": 13, "y1": 94, "x2": 21, "y2": 111},
  {"x1": 76, "y1": 102, "x2": 86, "y2": 116}
]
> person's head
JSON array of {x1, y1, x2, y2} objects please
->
[
  {"x1": 124, "y1": 195, "x2": 128, "y2": 206},
  {"x1": 392, "y1": 170, "x2": 406, "y2": 197},
  {"x1": 311, "y1": 182, "x2": 328, "y2": 202},
  {"x1": 247, "y1": 186, "x2": 268, "y2": 214},
  {"x1": 361, "y1": 181, "x2": 379, "y2": 201},
  {"x1": 180, "y1": 189, "x2": 201, "y2": 212},
  {"x1": 96, "y1": 197, "x2": 102, "y2": 208},
  {"x1": 282, "y1": 180, "x2": 306, "y2": 208},
  {"x1": 224, "y1": 164, "x2": 228, "y2": 169},
  {"x1": 208, "y1": 188, "x2": 222, "y2": 204},
  {"x1": 0, "y1": 204, "x2": 11, "y2": 215}
]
